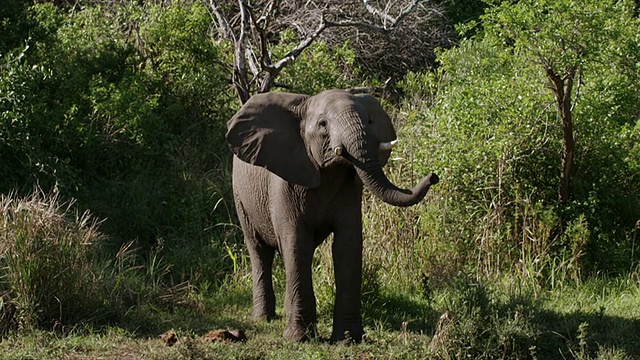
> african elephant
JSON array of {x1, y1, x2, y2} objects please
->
[{"x1": 226, "y1": 89, "x2": 438, "y2": 343}]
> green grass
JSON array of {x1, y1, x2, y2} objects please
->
[
  {"x1": 1, "y1": 268, "x2": 638, "y2": 359},
  {"x1": 1, "y1": 191, "x2": 639, "y2": 359}
]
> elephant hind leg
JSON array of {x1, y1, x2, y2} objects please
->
[
  {"x1": 247, "y1": 240, "x2": 277, "y2": 321},
  {"x1": 234, "y1": 195, "x2": 277, "y2": 321}
]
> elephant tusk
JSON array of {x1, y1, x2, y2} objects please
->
[
  {"x1": 379, "y1": 139, "x2": 398, "y2": 151},
  {"x1": 334, "y1": 146, "x2": 343, "y2": 156}
]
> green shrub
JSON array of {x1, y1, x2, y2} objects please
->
[
  {"x1": 274, "y1": 31, "x2": 365, "y2": 94},
  {"x1": 0, "y1": 190, "x2": 204, "y2": 334},
  {"x1": 429, "y1": 279, "x2": 539, "y2": 359},
  {"x1": 395, "y1": 0, "x2": 640, "y2": 285},
  {"x1": 0, "y1": 1, "x2": 239, "y2": 288}
]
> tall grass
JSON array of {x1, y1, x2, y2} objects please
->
[
  {"x1": 0, "y1": 190, "x2": 204, "y2": 336},
  {"x1": 0, "y1": 190, "x2": 106, "y2": 330}
]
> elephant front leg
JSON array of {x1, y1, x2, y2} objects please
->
[
  {"x1": 330, "y1": 224, "x2": 364, "y2": 343},
  {"x1": 282, "y1": 245, "x2": 317, "y2": 341}
]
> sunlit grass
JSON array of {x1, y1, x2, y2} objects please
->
[{"x1": 1, "y1": 271, "x2": 638, "y2": 359}]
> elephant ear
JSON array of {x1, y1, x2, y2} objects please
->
[{"x1": 226, "y1": 92, "x2": 320, "y2": 188}]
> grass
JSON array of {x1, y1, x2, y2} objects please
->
[
  {"x1": 0, "y1": 266, "x2": 638, "y2": 359},
  {"x1": 1, "y1": 191, "x2": 639, "y2": 359}
]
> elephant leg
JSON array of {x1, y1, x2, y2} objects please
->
[
  {"x1": 281, "y1": 243, "x2": 317, "y2": 341},
  {"x1": 330, "y1": 216, "x2": 364, "y2": 343},
  {"x1": 235, "y1": 194, "x2": 277, "y2": 321},
  {"x1": 246, "y1": 240, "x2": 277, "y2": 320}
]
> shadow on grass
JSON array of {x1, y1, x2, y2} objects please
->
[
  {"x1": 107, "y1": 275, "x2": 640, "y2": 359},
  {"x1": 117, "y1": 282, "x2": 256, "y2": 339},
  {"x1": 535, "y1": 308, "x2": 640, "y2": 359},
  {"x1": 362, "y1": 291, "x2": 440, "y2": 335},
  {"x1": 362, "y1": 287, "x2": 640, "y2": 359}
]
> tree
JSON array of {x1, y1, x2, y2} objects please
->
[
  {"x1": 400, "y1": 0, "x2": 640, "y2": 275},
  {"x1": 483, "y1": 0, "x2": 640, "y2": 206},
  {"x1": 0, "y1": 0, "x2": 32, "y2": 55},
  {"x1": 205, "y1": 0, "x2": 451, "y2": 103}
]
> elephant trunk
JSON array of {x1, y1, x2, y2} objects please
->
[
  {"x1": 339, "y1": 125, "x2": 438, "y2": 207},
  {"x1": 353, "y1": 155, "x2": 439, "y2": 207}
]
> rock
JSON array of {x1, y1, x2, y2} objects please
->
[
  {"x1": 160, "y1": 329, "x2": 179, "y2": 347},
  {"x1": 202, "y1": 329, "x2": 247, "y2": 343}
]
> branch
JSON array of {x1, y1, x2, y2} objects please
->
[
  {"x1": 324, "y1": 19, "x2": 394, "y2": 33},
  {"x1": 258, "y1": 1, "x2": 424, "y2": 93},
  {"x1": 245, "y1": 46, "x2": 261, "y2": 77},
  {"x1": 207, "y1": 0, "x2": 432, "y2": 98},
  {"x1": 394, "y1": 0, "x2": 421, "y2": 26},
  {"x1": 244, "y1": 3, "x2": 272, "y2": 69},
  {"x1": 255, "y1": 0, "x2": 278, "y2": 27},
  {"x1": 233, "y1": 0, "x2": 251, "y2": 102},
  {"x1": 347, "y1": 78, "x2": 394, "y2": 98},
  {"x1": 362, "y1": 0, "x2": 420, "y2": 30},
  {"x1": 267, "y1": 14, "x2": 329, "y2": 72},
  {"x1": 362, "y1": 0, "x2": 395, "y2": 26},
  {"x1": 208, "y1": 0, "x2": 233, "y2": 40},
  {"x1": 1, "y1": 43, "x2": 30, "y2": 69},
  {"x1": 258, "y1": 13, "x2": 332, "y2": 93}
]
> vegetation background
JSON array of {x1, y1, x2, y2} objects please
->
[{"x1": 0, "y1": 0, "x2": 639, "y2": 358}]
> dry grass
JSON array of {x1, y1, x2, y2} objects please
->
[{"x1": 0, "y1": 190, "x2": 106, "y2": 330}]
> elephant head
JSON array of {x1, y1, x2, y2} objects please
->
[{"x1": 226, "y1": 89, "x2": 438, "y2": 206}]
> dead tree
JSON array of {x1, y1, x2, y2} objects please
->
[{"x1": 205, "y1": 0, "x2": 450, "y2": 103}]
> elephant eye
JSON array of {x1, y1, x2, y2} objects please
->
[{"x1": 318, "y1": 119, "x2": 327, "y2": 128}]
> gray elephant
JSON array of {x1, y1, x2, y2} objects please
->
[{"x1": 226, "y1": 89, "x2": 438, "y2": 343}]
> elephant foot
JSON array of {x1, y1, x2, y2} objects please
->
[
  {"x1": 330, "y1": 326, "x2": 364, "y2": 344},
  {"x1": 283, "y1": 321, "x2": 317, "y2": 342}
]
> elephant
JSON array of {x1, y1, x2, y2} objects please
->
[{"x1": 226, "y1": 89, "x2": 439, "y2": 343}]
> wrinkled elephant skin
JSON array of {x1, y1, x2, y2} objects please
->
[{"x1": 226, "y1": 89, "x2": 438, "y2": 342}]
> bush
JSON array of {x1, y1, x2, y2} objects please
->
[
  {"x1": 429, "y1": 279, "x2": 539, "y2": 359},
  {"x1": 0, "y1": 190, "x2": 204, "y2": 335},
  {"x1": 274, "y1": 31, "x2": 364, "y2": 94},
  {"x1": 0, "y1": 1, "x2": 240, "y2": 288},
  {"x1": 395, "y1": 0, "x2": 640, "y2": 284},
  {"x1": 0, "y1": 190, "x2": 107, "y2": 330}
]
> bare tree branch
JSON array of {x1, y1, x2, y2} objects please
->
[
  {"x1": 259, "y1": 14, "x2": 329, "y2": 92},
  {"x1": 208, "y1": 0, "x2": 233, "y2": 40},
  {"x1": 245, "y1": 46, "x2": 261, "y2": 77},
  {"x1": 233, "y1": 0, "x2": 251, "y2": 102},
  {"x1": 269, "y1": 15, "x2": 328, "y2": 71},
  {"x1": 205, "y1": 0, "x2": 452, "y2": 102},
  {"x1": 361, "y1": 0, "x2": 419, "y2": 30},
  {"x1": 324, "y1": 18, "x2": 394, "y2": 33},
  {"x1": 347, "y1": 77, "x2": 394, "y2": 98},
  {"x1": 255, "y1": 0, "x2": 278, "y2": 26}
]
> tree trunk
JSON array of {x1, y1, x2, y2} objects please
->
[
  {"x1": 233, "y1": 0, "x2": 251, "y2": 104},
  {"x1": 546, "y1": 66, "x2": 576, "y2": 206}
]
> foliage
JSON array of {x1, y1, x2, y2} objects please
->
[
  {"x1": 274, "y1": 32, "x2": 363, "y2": 94},
  {"x1": 1, "y1": 0, "x2": 639, "y2": 357},
  {"x1": 207, "y1": 0, "x2": 453, "y2": 102},
  {"x1": 429, "y1": 279, "x2": 540, "y2": 359},
  {"x1": 436, "y1": 0, "x2": 488, "y2": 27},
  {"x1": 0, "y1": 0, "x2": 33, "y2": 55},
  {"x1": 397, "y1": 0, "x2": 640, "y2": 285},
  {"x1": 0, "y1": 1, "x2": 239, "y2": 288}
]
